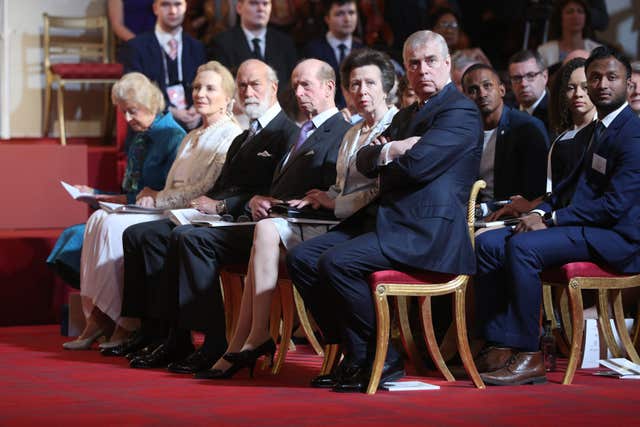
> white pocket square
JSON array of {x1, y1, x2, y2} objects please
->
[
  {"x1": 257, "y1": 150, "x2": 272, "y2": 157},
  {"x1": 304, "y1": 150, "x2": 315, "y2": 156}
]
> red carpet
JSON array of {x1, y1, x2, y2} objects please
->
[{"x1": 0, "y1": 325, "x2": 637, "y2": 426}]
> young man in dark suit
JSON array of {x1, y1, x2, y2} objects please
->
[
  {"x1": 122, "y1": 59, "x2": 351, "y2": 372},
  {"x1": 208, "y1": 0, "x2": 297, "y2": 100},
  {"x1": 287, "y1": 30, "x2": 484, "y2": 393},
  {"x1": 122, "y1": 0, "x2": 207, "y2": 130},
  {"x1": 462, "y1": 63, "x2": 549, "y2": 214},
  {"x1": 475, "y1": 46, "x2": 640, "y2": 386},
  {"x1": 303, "y1": 0, "x2": 362, "y2": 109},
  {"x1": 106, "y1": 59, "x2": 296, "y2": 362}
]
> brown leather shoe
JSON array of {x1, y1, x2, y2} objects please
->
[
  {"x1": 449, "y1": 346, "x2": 513, "y2": 378},
  {"x1": 480, "y1": 351, "x2": 547, "y2": 386}
]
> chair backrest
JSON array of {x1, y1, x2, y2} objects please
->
[
  {"x1": 466, "y1": 180, "x2": 487, "y2": 249},
  {"x1": 43, "y1": 13, "x2": 111, "y2": 73}
]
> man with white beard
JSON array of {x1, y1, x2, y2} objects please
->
[{"x1": 110, "y1": 59, "x2": 299, "y2": 374}]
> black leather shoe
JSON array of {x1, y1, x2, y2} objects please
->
[
  {"x1": 125, "y1": 342, "x2": 162, "y2": 361},
  {"x1": 311, "y1": 373, "x2": 338, "y2": 388},
  {"x1": 167, "y1": 349, "x2": 219, "y2": 374},
  {"x1": 379, "y1": 357, "x2": 406, "y2": 384},
  {"x1": 331, "y1": 364, "x2": 368, "y2": 393},
  {"x1": 100, "y1": 331, "x2": 149, "y2": 357},
  {"x1": 130, "y1": 343, "x2": 194, "y2": 369}
]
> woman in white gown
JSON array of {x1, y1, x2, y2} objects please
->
[
  {"x1": 63, "y1": 61, "x2": 242, "y2": 350},
  {"x1": 197, "y1": 49, "x2": 399, "y2": 379}
]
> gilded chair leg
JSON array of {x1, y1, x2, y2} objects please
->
[
  {"x1": 611, "y1": 289, "x2": 640, "y2": 363},
  {"x1": 558, "y1": 286, "x2": 572, "y2": 343},
  {"x1": 319, "y1": 344, "x2": 340, "y2": 376},
  {"x1": 395, "y1": 296, "x2": 428, "y2": 375},
  {"x1": 439, "y1": 323, "x2": 458, "y2": 363},
  {"x1": 597, "y1": 289, "x2": 622, "y2": 357},
  {"x1": 273, "y1": 279, "x2": 295, "y2": 374},
  {"x1": 455, "y1": 286, "x2": 485, "y2": 389},
  {"x1": 563, "y1": 283, "x2": 585, "y2": 385},
  {"x1": 366, "y1": 288, "x2": 390, "y2": 394},
  {"x1": 43, "y1": 78, "x2": 52, "y2": 136},
  {"x1": 420, "y1": 296, "x2": 455, "y2": 381},
  {"x1": 56, "y1": 81, "x2": 66, "y2": 146},
  {"x1": 292, "y1": 287, "x2": 323, "y2": 355},
  {"x1": 219, "y1": 271, "x2": 244, "y2": 343},
  {"x1": 545, "y1": 285, "x2": 570, "y2": 357},
  {"x1": 633, "y1": 300, "x2": 640, "y2": 350},
  {"x1": 269, "y1": 285, "x2": 282, "y2": 344},
  {"x1": 542, "y1": 284, "x2": 556, "y2": 326}
]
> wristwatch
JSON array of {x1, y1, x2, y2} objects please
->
[
  {"x1": 216, "y1": 199, "x2": 227, "y2": 214},
  {"x1": 542, "y1": 211, "x2": 554, "y2": 227}
]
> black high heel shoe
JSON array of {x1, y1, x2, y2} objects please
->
[
  {"x1": 225, "y1": 338, "x2": 276, "y2": 377},
  {"x1": 194, "y1": 354, "x2": 247, "y2": 380}
]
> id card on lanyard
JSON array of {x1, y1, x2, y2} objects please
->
[{"x1": 161, "y1": 47, "x2": 186, "y2": 110}]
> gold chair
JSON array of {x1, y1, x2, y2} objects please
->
[
  {"x1": 541, "y1": 264, "x2": 640, "y2": 384},
  {"x1": 43, "y1": 13, "x2": 123, "y2": 145}
]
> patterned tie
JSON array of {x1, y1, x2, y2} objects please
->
[
  {"x1": 292, "y1": 120, "x2": 315, "y2": 154},
  {"x1": 241, "y1": 119, "x2": 261, "y2": 148},
  {"x1": 167, "y1": 38, "x2": 178, "y2": 60},
  {"x1": 337, "y1": 43, "x2": 347, "y2": 63},
  {"x1": 251, "y1": 38, "x2": 263, "y2": 60}
]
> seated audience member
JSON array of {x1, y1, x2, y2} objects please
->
[
  {"x1": 489, "y1": 57, "x2": 597, "y2": 221},
  {"x1": 48, "y1": 73, "x2": 184, "y2": 306},
  {"x1": 129, "y1": 58, "x2": 351, "y2": 372},
  {"x1": 123, "y1": 0, "x2": 207, "y2": 130},
  {"x1": 62, "y1": 63, "x2": 241, "y2": 350},
  {"x1": 431, "y1": 7, "x2": 468, "y2": 53},
  {"x1": 287, "y1": 30, "x2": 483, "y2": 393},
  {"x1": 195, "y1": 49, "x2": 399, "y2": 379},
  {"x1": 108, "y1": 0, "x2": 155, "y2": 43},
  {"x1": 628, "y1": 61, "x2": 640, "y2": 116},
  {"x1": 106, "y1": 59, "x2": 297, "y2": 360},
  {"x1": 396, "y1": 76, "x2": 417, "y2": 108},
  {"x1": 508, "y1": 50, "x2": 551, "y2": 134},
  {"x1": 537, "y1": 0, "x2": 601, "y2": 72},
  {"x1": 474, "y1": 46, "x2": 640, "y2": 386},
  {"x1": 461, "y1": 64, "x2": 548, "y2": 215},
  {"x1": 451, "y1": 49, "x2": 490, "y2": 92},
  {"x1": 184, "y1": 0, "x2": 238, "y2": 44},
  {"x1": 303, "y1": 0, "x2": 362, "y2": 109},
  {"x1": 208, "y1": 0, "x2": 298, "y2": 101}
]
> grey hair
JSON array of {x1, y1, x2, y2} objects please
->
[
  {"x1": 403, "y1": 30, "x2": 449, "y2": 64},
  {"x1": 452, "y1": 50, "x2": 481, "y2": 72},
  {"x1": 112, "y1": 72, "x2": 165, "y2": 114}
]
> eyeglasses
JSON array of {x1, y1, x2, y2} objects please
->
[
  {"x1": 435, "y1": 22, "x2": 458, "y2": 30},
  {"x1": 509, "y1": 71, "x2": 543, "y2": 84}
]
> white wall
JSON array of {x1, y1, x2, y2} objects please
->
[{"x1": 0, "y1": 0, "x2": 639, "y2": 138}]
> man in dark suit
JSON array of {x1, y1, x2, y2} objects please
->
[
  {"x1": 208, "y1": 0, "x2": 297, "y2": 100},
  {"x1": 508, "y1": 50, "x2": 550, "y2": 134},
  {"x1": 462, "y1": 63, "x2": 549, "y2": 213},
  {"x1": 287, "y1": 30, "x2": 483, "y2": 393},
  {"x1": 104, "y1": 59, "x2": 296, "y2": 361},
  {"x1": 303, "y1": 0, "x2": 362, "y2": 109},
  {"x1": 123, "y1": 0, "x2": 207, "y2": 130},
  {"x1": 125, "y1": 59, "x2": 350, "y2": 372},
  {"x1": 474, "y1": 46, "x2": 640, "y2": 386}
]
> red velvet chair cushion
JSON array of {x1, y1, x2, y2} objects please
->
[
  {"x1": 369, "y1": 269, "x2": 457, "y2": 290},
  {"x1": 51, "y1": 63, "x2": 123, "y2": 79},
  {"x1": 541, "y1": 262, "x2": 627, "y2": 283}
]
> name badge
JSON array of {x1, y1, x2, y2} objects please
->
[
  {"x1": 166, "y1": 84, "x2": 187, "y2": 110},
  {"x1": 592, "y1": 153, "x2": 607, "y2": 174}
]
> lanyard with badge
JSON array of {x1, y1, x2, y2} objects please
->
[{"x1": 161, "y1": 43, "x2": 187, "y2": 110}]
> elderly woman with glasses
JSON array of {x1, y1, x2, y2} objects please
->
[{"x1": 60, "y1": 63, "x2": 241, "y2": 351}]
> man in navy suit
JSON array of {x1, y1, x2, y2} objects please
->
[
  {"x1": 208, "y1": 0, "x2": 297, "y2": 100},
  {"x1": 462, "y1": 63, "x2": 549, "y2": 212},
  {"x1": 287, "y1": 30, "x2": 483, "y2": 393},
  {"x1": 475, "y1": 46, "x2": 640, "y2": 386},
  {"x1": 303, "y1": 0, "x2": 362, "y2": 109},
  {"x1": 122, "y1": 0, "x2": 206, "y2": 129}
]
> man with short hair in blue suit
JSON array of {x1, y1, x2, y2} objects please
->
[
  {"x1": 287, "y1": 30, "x2": 483, "y2": 393},
  {"x1": 303, "y1": 0, "x2": 363, "y2": 109},
  {"x1": 122, "y1": 0, "x2": 207, "y2": 130},
  {"x1": 475, "y1": 45, "x2": 640, "y2": 386}
]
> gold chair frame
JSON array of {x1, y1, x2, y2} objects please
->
[{"x1": 43, "y1": 13, "x2": 118, "y2": 145}]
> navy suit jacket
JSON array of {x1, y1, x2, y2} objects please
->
[
  {"x1": 208, "y1": 26, "x2": 297, "y2": 94},
  {"x1": 357, "y1": 83, "x2": 483, "y2": 274},
  {"x1": 541, "y1": 106, "x2": 640, "y2": 273},
  {"x1": 123, "y1": 31, "x2": 206, "y2": 108},
  {"x1": 492, "y1": 105, "x2": 549, "y2": 201},
  {"x1": 207, "y1": 110, "x2": 298, "y2": 216},
  {"x1": 303, "y1": 37, "x2": 364, "y2": 108},
  {"x1": 270, "y1": 112, "x2": 351, "y2": 201}
]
